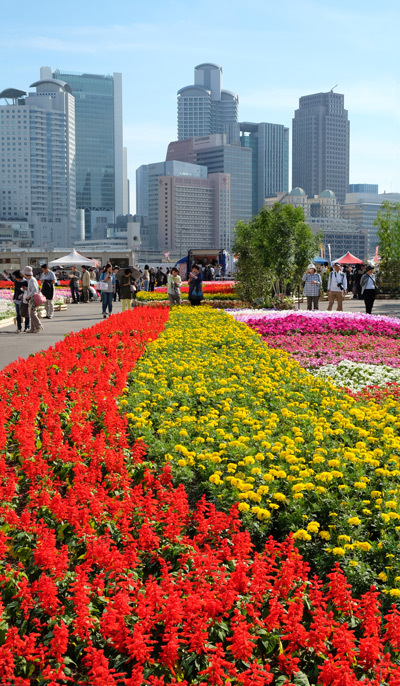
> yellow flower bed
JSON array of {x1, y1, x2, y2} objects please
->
[{"x1": 123, "y1": 307, "x2": 400, "y2": 592}]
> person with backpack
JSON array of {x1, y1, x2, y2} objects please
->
[
  {"x1": 22, "y1": 266, "x2": 43, "y2": 333},
  {"x1": 120, "y1": 268, "x2": 134, "y2": 312},
  {"x1": 39, "y1": 264, "x2": 56, "y2": 318},
  {"x1": 327, "y1": 263, "x2": 347, "y2": 311},
  {"x1": 12, "y1": 270, "x2": 30, "y2": 333}
]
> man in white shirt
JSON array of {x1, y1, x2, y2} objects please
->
[
  {"x1": 40, "y1": 264, "x2": 57, "y2": 318},
  {"x1": 327, "y1": 263, "x2": 347, "y2": 311}
]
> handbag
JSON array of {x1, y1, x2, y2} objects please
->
[
  {"x1": 20, "y1": 302, "x2": 29, "y2": 318},
  {"x1": 98, "y1": 281, "x2": 109, "y2": 292},
  {"x1": 190, "y1": 286, "x2": 204, "y2": 301},
  {"x1": 33, "y1": 292, "x2": 47, "y2": 306}
]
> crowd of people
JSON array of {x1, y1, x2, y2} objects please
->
[
  {"x1": 7, "y1": 260, "x2": 213, "y2": 332},
  {"x1": 302, "y1": 261, "x2": 378, "y2": 314}
]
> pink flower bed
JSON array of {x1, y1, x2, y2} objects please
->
[
  {"x1": 265, "y1": 333, "x2": 400, "y2": 368},
  {"x1": 228, "y1": 311, "x2": 400, "y2": 369},
  {"x1": 231, "y1": 310, "x2": 400, "y2": 337}
]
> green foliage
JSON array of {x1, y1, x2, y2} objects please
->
[
  {"x1": 233, "y1": 203, "x2": 318, "y2": 301},
  {"x1": 375, "y1": 201, "x2": 400, "y2": 292}
]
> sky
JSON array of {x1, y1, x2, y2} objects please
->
[{"x1": 2, "y1": 0, "x2": 400, "y2": 207}]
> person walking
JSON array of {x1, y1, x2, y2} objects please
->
[
  {"x1": 188, "y1": 264, "x2": 204, "y2": 306},
  {"x1": 120, "y1": 268, "x2": 133, "y2": 312},
  {"x1": 142, "y1": 265, "x2": 150, "y2": 292},
  {"x1": 302, "y1": 264, "x2": 322, "y2": 310},
  {"x1": 81, "y1": 265, "x2": 91, "y2": 303},
  {"x1": 360, "y1": 265, "x2": 377, "y2": 314},
  {"x1": 167, "y1": 267, "x2": 182, "y2": 306},
  {"x1": 149, "y1": 268, "x2": 156, "y2": 292},
  {"x1": 69, "y1": 266, "x2": 80, "y2": 303},
  {"x1": 39, "y1": 264, "x2": 56, "y2": 318},
  {"x1": 113, "y1": 266, "x2": 121, "y2": 302},
  {"x1": 99, "y1": 263, "x2": 115, "y2": 318},
  {"x1": 12, "y1": 270, "x2": 30, "y2": 333},
  {"x1": 22, "y1": 267, "x2": 43, "y2": 333},
  {"x1": 327, "y1": 263, "x2": 347, "y2": 311}
]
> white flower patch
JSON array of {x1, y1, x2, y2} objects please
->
[{"x1": 311, "y1": 359, "x2": 400, "y2": 392}]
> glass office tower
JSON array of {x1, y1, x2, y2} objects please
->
[{"x1": 41, "y1": 67, "x2": 124, "y2": 238}]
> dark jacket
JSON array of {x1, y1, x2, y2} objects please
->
[{"x1": 120, "y1": 274, "x2": 133, "y2": 299}]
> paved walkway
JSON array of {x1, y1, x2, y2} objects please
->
[
  {"x1": 0, "y1": 296, "x2": 399, "y2": 371},
  {"x1": 298, "y1": 296, "x2": 400, "y2": 317},
  {"x1": 0, "y1": 301, "x2": 122, "y2": 370}
]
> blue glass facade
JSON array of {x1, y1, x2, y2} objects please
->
[
  {"x1": 195, "y1": 145, "x2": 252, "y2": 243},
  {"x1": 54, "y1": 70, "x2": 116, "y2": 238}
]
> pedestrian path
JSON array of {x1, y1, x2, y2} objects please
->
[{"x1": 0, "y1": 301, "x2": 121, "y2": 370}]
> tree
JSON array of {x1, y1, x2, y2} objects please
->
[
  {"x1": 234, "y1": 203, "x2": 319, "y2": 303},
  {"x1": 375, "y1": 201, "x2": 400, "y2": 293}
]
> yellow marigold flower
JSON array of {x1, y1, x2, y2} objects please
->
[
  {"x1": 349, "y1": 560, "x2": 358, "y2": 567},
  {"x1": 332, "y1": 547, "x2": 346, "y2": 556},
  {"x1": 389, "y1": 589, "x2": 400, "y2": 597},
  {"x1": 273, "y1": 492, "x2": 287, "y2": 502},
  {"x1": 348, "y1": 517, "x2": 361, "y2": 526},
  {"x1": 238, "y1": 503, "x2": 250, "y2": 512},
  {"x1": 378, "y1": 572, "x2": 388, "y2": 582},
  {"x1": 306, "y1": 521, "x2": 320, "y2": 533},
  {"x1": 177, "y1": 459, "x2": 187, "y2": 467},
  {"x1": 293, "y1": 529, "x2": 312, "y2": 542},
  {"x1": 319, "y1": 531, "x2": 330, "y2": 540}
]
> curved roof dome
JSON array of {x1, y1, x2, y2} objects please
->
[
  {"x1": 289, "y1": 187, "x2": 306, "y2": 196},
  {"x1": 0, "y1": 88, "x2": 26, "y2": 99},
  {"x1": 195, "y1": 63, "x2": 221, "y2": 71},
  {"x1": 30, "y1": 79, "x2": 72, "y2": 94},
  {"x1": 177, "y1": 85, "x2": 211, "y2": 96},
  {"x1": 320, "y1": 189, "x2": 336, "y2": 198}
]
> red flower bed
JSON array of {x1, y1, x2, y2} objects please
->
[
  {"x1": 0, "y1": 307, "x2": 399, "y2": 684},
  {"x1": 155, "y1": 281, "x2": 236, "y2": 294}
]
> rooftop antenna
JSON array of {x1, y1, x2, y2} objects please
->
[{"x1": 330, "y1": 84, "x2": 338, "y2": 92}]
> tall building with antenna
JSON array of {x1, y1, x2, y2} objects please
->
[{"x1": 292, "y1": 90, "x2": 350, "y2": 203}]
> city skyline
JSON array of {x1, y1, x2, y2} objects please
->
[{"x1": 2, "y1": 0, "x2": 400, "y2": 206}]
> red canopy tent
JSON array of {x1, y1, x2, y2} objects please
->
[{"x1": 333, "y1": 252, "x2": 363, "y2": 264}]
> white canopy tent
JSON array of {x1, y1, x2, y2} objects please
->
[{"x1": 48, "y1": 248, "x2": 98, "y2": 268}]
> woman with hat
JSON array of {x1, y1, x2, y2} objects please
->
[
  {"x1": 302, "y1": 264, "x2": 322, "y2": 311},
  {"x1": 22, "y1": 267, "x2": 43, "y2": 333},
  {"x1": 360, "y1": 265, "x2": 377, "y2": 314}
]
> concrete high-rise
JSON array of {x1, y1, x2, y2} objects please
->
[
  {"x1": 177, "y1": 63, "x2": 238, "y2": 140},
  {"x1": 158, "y1": 173, "x2": 230, "y2": 255},
  {"x1": 167, "y1": 134, "x2": 252, "y2": 249},
  {"x1": 136, "y1": 160, "x2": 208, "y2": 250},
  {"x1": 292, "y1": 91, "x2": 350, "y2": 203},
  {"x1": 0, "y1": 80, "x2": 76, "y2": 247},
  {"x1": 41, "y1": 66, "x2": 127, "y2": 239}
]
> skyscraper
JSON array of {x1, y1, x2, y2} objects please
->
[
  {"x1": 177, "y1": 63, "x2": 238, "y2": 140},
  {"x1": 292, "y1": 91, "x2": 350, "y2": 203},
  {"x1": 136, "y1": 160, "x2": 208, "y2": 250},
  {"x1": 226, "y1": 122, "x2": 289, "y2": 214},
  {"x1": 41, "y1": 66, "x2": 126, "y2": 239},
  {"x1": 0, "y1": 80, "x2": 76, "y2": 247},
  {"x1": 166, "y1": 134, "x2": 252, "y2": 250},
  {"x1": 158, "y1": 173, "x2": 230, "y2": 254}
]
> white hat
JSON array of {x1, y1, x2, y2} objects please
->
[
  {"x1": 307, "y1": 264, "x2": 316, "y2": 270},
  {"x1": 23, "y1": 266, "x2": 33, "y2": 275}
]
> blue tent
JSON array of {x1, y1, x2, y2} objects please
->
[{"x1": 312, "y1": 256, "x2": 326, "y2": 264}]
